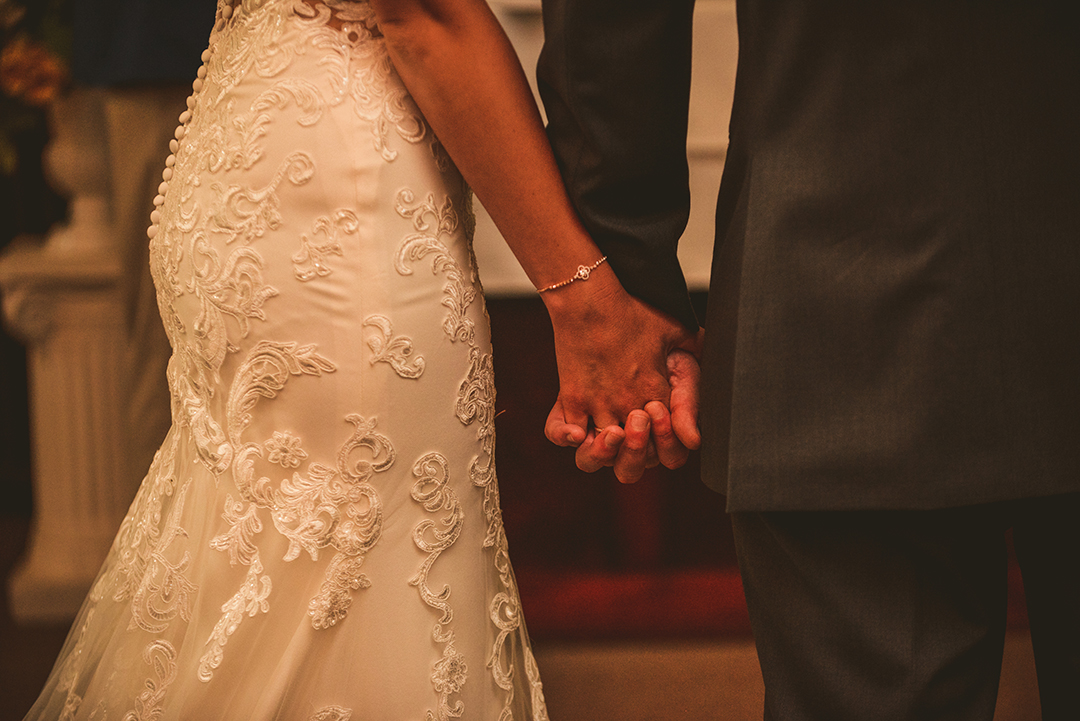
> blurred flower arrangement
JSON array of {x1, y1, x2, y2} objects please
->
[{"x1": 0, "y1": 0, "x2": 70, "y2": 175}]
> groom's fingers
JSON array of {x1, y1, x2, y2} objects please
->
[
  {"x1": 613, "y1": 411, "x2": 650, "y2": 483},
  {"x1": 668, "y1": 350, "x2": 702, "y2": 450},
  {"x1": 645, "y1": 401, "x2": 689, "y2": 469}
]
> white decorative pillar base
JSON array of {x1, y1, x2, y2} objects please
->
[
  {"x1": 0, "y1": 242, "x2": 128, "y2": 622},
  {"x1": 0, "y1": 242, "x2": 128, "y2": 623}
]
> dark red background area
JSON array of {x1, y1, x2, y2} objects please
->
[{"x1": 487, "y1": 295, "x2": 1029, "y2": 641}]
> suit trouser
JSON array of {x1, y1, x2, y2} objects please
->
[{"x1": 731, "y1": 493, "x2": 1080, "y2": 721}]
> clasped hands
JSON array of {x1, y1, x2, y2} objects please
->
[{"x1": 541, "y1": 280, "x2": 703, "y2": 484}]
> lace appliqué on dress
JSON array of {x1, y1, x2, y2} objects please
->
[
  {"x1": 310, "y1": 706, "x2": 353, "y2": 721},
  {"x1": 453, "y1": 348, "x2": 530, "y2": 719},
  {"x1": 409, "y1": 452, "x2": 467, "y2": 721},
  {"x1": 293, "y1": 210, "x2": 359, "y2": 280},
  {"x1": 390, "y1": 172, "x2": 547, "y2": 717},
  {"x1": 264, "y1": 430, "x2": 308, "y2": 468},
  {"x1": 364, "y1": 315, "x2": 426, "y2": 379},
  {"x1": 121, "y1": 640, "x2": 179, "y2": 721},
  {"x1": 394, "y1": 190, "x2": 477, "y2": 345},
  {"x1": 293, "y1": 0, "x2": 434, "y2": 162},
  {"x1": 210, "y1": 151, "x2": 316, "y2": 245},
  {"x1": 306, "y1": 414, "x2": 393, "y2": 629},
  {"x1": 199, "y1": 341, "x2": 336, "y2": 678},
  {"x1": 199, "y1": 559, "x2": 273, "y2": 681}
]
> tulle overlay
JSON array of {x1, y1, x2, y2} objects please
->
[{"x1": 25, "y1": 1, "x2": 548, "y2": 718}]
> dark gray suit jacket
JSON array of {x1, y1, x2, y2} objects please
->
[{"x1": 539, "y1": 0, "x2": 1080, "y2": 511}]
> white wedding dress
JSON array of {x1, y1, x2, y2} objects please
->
[{"x1": 25, "y1": 1, "x2": 548, "y2": 719}]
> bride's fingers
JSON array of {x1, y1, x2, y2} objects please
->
[
  {"x1": 576, "y1": 426, "x2": 624, "y2": 472},
  {"x1": 544, "y1": 399, "x2": 587, "y2": 447}
]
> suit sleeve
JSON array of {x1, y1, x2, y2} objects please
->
[{"x1": 538, "y1": 0, "x2": 699, "y2": 330}]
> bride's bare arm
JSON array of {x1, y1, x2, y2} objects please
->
[
  {"x1": 368, "y1": 0, "x2": 598, "y2": 290},
  {"x1": 368, "y1": 0, "x2": 699, "y2": 467}
]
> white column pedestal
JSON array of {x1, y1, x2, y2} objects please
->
[{"x1": 0, "y1": 241, "x2": 128, "y2": 623}]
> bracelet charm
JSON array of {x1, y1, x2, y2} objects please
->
[{"x1": 538, "y1": 256, "x2": 608, "y2": 293}]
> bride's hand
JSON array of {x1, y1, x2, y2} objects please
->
[
  {"x1": 541, "y1": 265, "x2": 698, "y2": 426},
  {"x1": 546, "y1": 350, "x2": 702, "y2": 483}
]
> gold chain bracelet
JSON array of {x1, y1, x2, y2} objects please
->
[{"x1": 537, "y1": 256, "x2": 608, "y2": 293}]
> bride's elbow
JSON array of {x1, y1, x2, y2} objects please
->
[
  {"x1": 368, "y1": 0, "x2": 456, "y2": 32},
  {"x1": 368, "y1": 0, "x2": 457, "y2": 60}
]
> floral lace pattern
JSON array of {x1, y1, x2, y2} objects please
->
[
  {"x1": 26, "y1": 1, "x2": 546, "y2": 719},
  {"x1": 122, "y1": 641, "x2": 178, "y2": 721},
  {"x1": 408, "y1": 452, "x2": 466, "y2": 720},
  {"x1": 264, "y1": 430, "x2": 308, "y2": 467},
  {"x1": 310, "y1": 707, "x2": 352, "y2": 721},
  {"x1": 394, "y1": 189, "x2": 478, "y2": 345},
  {"x1": 292, "y1": 210, "x2": 358, "y2": 280},
  {"x1": 364, "y1": 315, "x2": 426, "y2": 379}
]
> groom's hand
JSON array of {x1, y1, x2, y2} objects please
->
[{"x1": 662, "y1": 348, "x2": 702, "y2": 453}]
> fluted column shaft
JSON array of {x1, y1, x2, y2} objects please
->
[{"x1": 0, "y1": 245, "x2": 130, "y2": 622}]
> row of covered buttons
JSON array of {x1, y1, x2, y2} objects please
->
[{"x1": 147, "y1": 3, "x2": 236, "y2": 241}]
